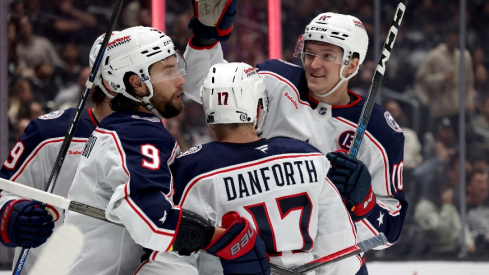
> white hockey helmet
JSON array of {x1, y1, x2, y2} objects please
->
[
  {"x1": 294, "y1": 13, "x2": 369, "y2": 97},
  {"x1": 89, "y1": 31, "x2": 120, "y2": 99},
  {"x1": 100, "y1": 26, "x2": 186, "y2": 118},
  {"x1": 200, "y1": 62, "x2": 268, "y2": 134}
]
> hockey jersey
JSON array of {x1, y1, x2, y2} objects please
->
[
  {"x1": 183, "y1": 44, "x2": 408, "y2": 248},
  {"x1": 138, "y1": 137, "x2": 360, "y2": 275},
  {"x1": 64, "y1": 110, "x2": 180, "y2": 275},
  {"x1": 0, "y1": 108, "x2": 98, "y2": 274}
]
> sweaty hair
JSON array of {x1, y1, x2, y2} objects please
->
[{"x1": 109, "y1": 72, "x2": 140, "y2": 112}]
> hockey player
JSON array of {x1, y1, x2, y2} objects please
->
[
  {"x1": 140, "y1": 62, "x2": 362, "y2": 274},
  {"x1": 183, "y1": 7, "x2": 407, "y2": 275},
  {"x1": 0, "y1": 32, "x2": 118, "y2": 274},
  {"x1": 63, "y1": 27, "x2": 269, "y2": 275}
]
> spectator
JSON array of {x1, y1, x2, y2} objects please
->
[
  {"x1": 52, "y1": 67, "x2": 90, "y2": 111},
  {"x1": 17, "y1": 100, "x2": 45, "y2": 121},
  {"x1": 8, "y1": 78, "x2": 34, "y2": 126},
  {"x1": 54, "y1": 43, "x2": 83, "y2": 88},
  {"x1": 16, "y1": 15, "x2": 62, "y2": 77},
  {"x1": 30, "y1": 63, "x2": 60, "y2": 108},
  {"x1": 414, "y1": 162, "x2": 475, "y2": 256},
  {"x1": 384, "y1": 100, "x2": 423, "y2": 169},
  {"x1": 414, "y1": 26, "x2": 476, "y2": 133},
  {"x1": 466, "y1": 169, "x2": 489, "y2": 255},
  {"x1": 471, "y1": 94, "x2": 489, "y2": 152}
]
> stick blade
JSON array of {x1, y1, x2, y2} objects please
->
[{"x1": 30, "y1": 224, "x2": 84, "y2": 275}]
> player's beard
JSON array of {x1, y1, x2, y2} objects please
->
[{"x1": 153, "y1": 87, "x2": 184, "y2": 119}]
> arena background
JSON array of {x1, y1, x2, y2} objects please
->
[{"x1": 1, "y1": 0, "x2": 489, "y2": 273}]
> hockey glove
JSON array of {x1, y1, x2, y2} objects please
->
[
  {"x1": 0, "y1": 199, "x2": 58, "y2": 248},
  {"x1": 326, "y1": 151, "x2": 376, "y2": 221},
  {"x1": 188, "y1": 0, "x2": 238, "y2": 48},
  {"x1": 205, "y1": 211, "x2": 270, "y2": 275}
]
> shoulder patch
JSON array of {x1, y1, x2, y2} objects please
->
[
  {"x1": 39, "y1": 110, "x2": 64, "y2": 120},
  {"x1": 384, "y1": 111, "x2": 403, "y2": 133},
  {"x1": 177, "y1": 145, "x2": 202, "y2": 158},
  {"x1": 131, "y1": 115, "x2": 161, "y2": 123}
]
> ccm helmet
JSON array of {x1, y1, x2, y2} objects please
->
[
  {"x1": 294, "y1": 13, "x2": 369, "y2": 97},
  {"x1": 200, "y1": 62, "x2": 268, "y2": 134},
  {"x1": 89, "y1": 31, "x2": 120, "y2": 98},
  {"x1": 100, "y1": 26, "x2": 186, "y2": 118}
]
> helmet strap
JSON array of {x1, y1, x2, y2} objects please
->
[
  {"x1": 142, "y1": 80, "x2": 164, "y2": 119},
  {"x1": 312, "y1": 61, "x2": 359, "y2": 98}
]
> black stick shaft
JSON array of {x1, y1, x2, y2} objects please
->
[
  {"x1": 13, "y1": 1, "x2": 125, "y2": 274},
  {"x1": 348, "y1": 0, "x2": 408, "y2": 158}
]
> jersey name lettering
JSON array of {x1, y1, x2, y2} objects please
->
[{"x1": 223, "y1": 160, "x2": 318, "y2": 201}]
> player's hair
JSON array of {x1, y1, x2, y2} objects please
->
[{"x1": 89, "y1": 86, "x2": 106, "y2": 105}]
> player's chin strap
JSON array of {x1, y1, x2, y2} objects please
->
[
  {"x1": 120, "y1": 78, "x2": 165, "y2": 119},
  {"x1": 312, "y1": 60, "x2": 359, "y2": 98}
]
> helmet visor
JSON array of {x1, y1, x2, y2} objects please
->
[
  {"x1": 149, "y1": 51, "x2": 187, "y2": 83},
  {"x1": 293, "y1": 35, "x2": 343, "y2": 65}
]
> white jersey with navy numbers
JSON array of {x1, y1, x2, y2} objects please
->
[
  {"x1": 0, "y1": 108, "x2": 98, "y2": 275},
  {"x1": 183, "y1": 44, "x2": 408, "y2": 249},
  {"x1": 64, "y1": 110, "x2": 181, "y2": 275},
  {"x1": 139, "y1": 137, "x2": 360, "y2": 275}
]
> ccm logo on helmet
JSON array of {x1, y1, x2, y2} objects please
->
[
  {"x1": 310, "y1": 27, "x2": 328, "y2": 32},
  {"x1": 230, "y1": 228, "x2": 254, "y2": 256}
]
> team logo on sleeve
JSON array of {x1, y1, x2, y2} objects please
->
[
  {"x1": 131, "y1": 115, "x2": 161, "y2": 123},
  {"x1": 384, "y1": 111, "x2": 402, "y2": 133},
  {"x1": 39, "y1": 110, "x2": 64, "y2": 120},
  {"x1": 177, "y1": 145, "x2": 202, "y2": 158}
]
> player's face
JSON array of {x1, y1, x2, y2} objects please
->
[
  {"x1": 148, "y1": 56, "x2": 185, "y2": 119},
  {"x1": 303, "y1": 41, "x2": 344, "y2": 96}
]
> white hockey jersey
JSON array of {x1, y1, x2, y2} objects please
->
[
  {"x1": 183, "y1": 43, "x2": 408, "y2": 249},
  {"x1": 0, "y1": 108, "x2": 99, "y2": 274},
  {"x1": 64, "y1": 110, "x2": 181, "y2": 275},
  {"x1": 137, "y1": 137, "x2": 360, "y2": 275}
]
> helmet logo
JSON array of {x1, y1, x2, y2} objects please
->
[
  {"x1": 353, "y1": 20, "x2": 365, "y2": 29},
  {"x1": 310, "y1": 27, "x2": 328, "y2": 32},
  {"x1": 244, "y1": 67, "x2": 256, "y2": 77},
  {"x1": 206, "y1": 115, "x2": 215, "y2": 123},
  {"x1": 107, "y1": 36, "x2": 132, "y2": 50},
  {"x1": 140, "y1": 75, "x2": 150, "y2": 82},
  {"x1": 318, "y1": 15, "x2": 331, "y2": 21},
  {"x1": 239, "y1": 113, "x2": 248, "y2": 122},
  {"x1": 111, "y1": 82, "x2": 118, "y2": 90}
]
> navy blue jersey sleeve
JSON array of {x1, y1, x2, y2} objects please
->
[{"x1": 117, "y1": 122, "x2": 180, "y2": 232}]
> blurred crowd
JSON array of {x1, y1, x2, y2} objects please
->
[{"x1": 4, "y1": 0, "x2": 489, "y2": 265}]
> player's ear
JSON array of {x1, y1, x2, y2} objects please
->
[
  {"x1": 129, "y1": 74, "x2": 147, "y2": 97},
  {"x1": 343, "y1": 58, "x2": 360, "y2": 77}
]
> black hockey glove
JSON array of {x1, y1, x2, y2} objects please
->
[
  {"x1": 205, "y1": 211, "x2": 270, "y2": 275},
  {"x1": 0, "y1": 199, "x2": 58, "y2": 248},
  {"x1": 326, "y1": 151, "x2": 376, "y2": 221},
  {"x1": 188, "y1": 0, "x2": 238, "y2": 48}
]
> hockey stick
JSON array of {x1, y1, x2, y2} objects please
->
[
  {"x1": 29, "y1": 224, "x2": 84, "y2": 275},
  {"x1": 12, "y1": 1, "x2": 125, "y2": 273},
  {"x1": 0, "y1": 178, "x2": 122, "y2": 227},
  {"x1": 269, "y1": 233, "x2": 387, "y2": 275},
  {"x1": 348, "y1": 0, "x2": 408, "y2": 158}
]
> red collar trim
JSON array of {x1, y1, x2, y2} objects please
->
[
  {"x1": 87, "y1": 108, "x2": 98, "y2": 126},
  {"x1": 307, "y1": 90, "x2": 361, "y2": 108}
]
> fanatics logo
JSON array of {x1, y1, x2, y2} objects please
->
[{"x1": 39, "y1": 110, "x2": 64, "y2": 120}]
